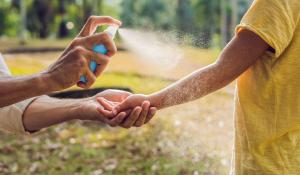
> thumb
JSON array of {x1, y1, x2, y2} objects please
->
[{"x1": 113, "y1": 101, "x2": 130, "y2": 115}]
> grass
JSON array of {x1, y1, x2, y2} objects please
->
[
  {"x1": 0, "y1": 38, "x2": 72, "y2": 52},
  {"x1": 0, "y1": 42, "x2": 233, "y2": 175}
]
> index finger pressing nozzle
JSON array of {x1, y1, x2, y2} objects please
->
[{"x1": 79, "y1": 25, "x2": 119, "y2": 83}]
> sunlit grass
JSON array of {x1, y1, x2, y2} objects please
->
[{"x1": 0, "y1": 38, "x2": 72, "y2": 52}]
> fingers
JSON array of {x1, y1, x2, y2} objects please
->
[
  {"x1": 106, "y1": 112, "x2": 127, "y2": 127},
  {"x1": 79, "y1": 16, "x2": 122, "y2": 37},
  {"x1": 93, "y1": 57, "x2": 109, "y2": 77},
  {"x1": 145, "y1": 107, "x2": 157, "y2": 124},
  {"x1": 97, "y1": 108, "x2": 114, "y2": 119},
  {"x1": 97, "y1": 97, "x2": 114, "y2": 111},
  {"x1": 134, "y1": 101, "x2": 150, "y2": 127},
  {"x1": 107, "y1": 90, "x2": 132, "y2": 101},
  {"x1": 98, "y1": 105, "x2": 156, "y2": 128},
  {"x1": 83, "y1": 66, "x2": 97, "y2": 88},
  {"x1": 70, "y1": 46, "x2": 108, "y2": 88},
  {"x1": 83, "y1": 32, "x2": 117, "y2": 57},
  {"x1": 121, "y1": 107, "x2": 142, "y2": 129},
  {"x1": 68, "y1": 46, "x2": 95, "y2": 88},
  {"x1": 96, "y1": 107, "x2": 126, "y2": 126},
  {"x1": 80, "y1": 47, "x2": 110, "y2": 66},
  {"x1": 96, "y1": 97, "x2": 118, "y2": 119},
  {"x1": 73, "y1": 31, "x2": 117, "y2": 58},
  {"x1": 96, "y1": 89, "x2": 132, "y2": 104},
  {"x1": 79, "y1": 47, "x2": 110, "y2": 78}
]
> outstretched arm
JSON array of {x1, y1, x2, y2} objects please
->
[
  {"x1": 22, "y1": 90, "x2": 138, "y2": 133},
  {"x1": 23, "y1": 96, "x2": 85, "y2": 132},
  {"x1": 114, "y1": 29, "x2": 270, "y2": 112},
  {"x1": 150, "y1": 29, "x2": 269, "y2": 109}
]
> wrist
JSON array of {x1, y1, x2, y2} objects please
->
[
  {"x1": 148, "y1": 93, "x2": 163, "y2": 109},
  {"x1": 73, "y1": 98, "x2": 93, "y2": 120},
  {"x1": 38, "y1": 71, "x2": 59, "y2": 92},
  {"x1": 66, "y1": 99, "x2": 85, "y2": 121},
  {"x1": 72, "y1": 101, "x2": 83, "y2": 121},
  {"x1": 33, "y1": 72, "x2": 54, "y2": 94}
]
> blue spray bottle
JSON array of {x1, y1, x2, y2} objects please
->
[{"x1": 79, "y1": 25, "x2": 119, "y2": 83}]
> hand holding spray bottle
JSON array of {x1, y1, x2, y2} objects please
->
[{"x1": 79, "y1": 25, "x2": 119, "y2": 83}]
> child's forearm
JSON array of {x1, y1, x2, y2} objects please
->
[
  {"x1": 149, "y1": 30, "x2": 269, "y2": 109},
  {"x1": 149, "y1": 63, "x2": 232, "y2": 109}
]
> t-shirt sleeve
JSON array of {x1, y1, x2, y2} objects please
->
[
  {"x1": 0, "y1": 53, "x2": 40, "y2": 135},
  {"x1": 236, "y1": 0, "x2": 300, "y2": 57},
  {"x1": 0, "y1": 98, "x2": 37, "y2": 135}
]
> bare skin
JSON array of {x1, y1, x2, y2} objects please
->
[
  {"x1": 23, "y1": 90, "x2": 156, "y2": 132},
  {"x1": 0, "y1": 16, "x2": 121, "y2": 108},
  {"x1": 1, "y1": 16, "x2": 155, "y2": 132},
  {"x1": 98, "y1": 29, "x2": 270, "y2": 127}
]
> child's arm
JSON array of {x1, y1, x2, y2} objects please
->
[
  {"x1": 115, "y1": 29, "x2": 270, "y2": 112},
  {"x1": 150, "y1": 29, "x2": 270, "y2": 109}
]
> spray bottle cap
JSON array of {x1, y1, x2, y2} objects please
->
[{"x1": 104, "y1": 25, "x2": 119, "y2": 39}]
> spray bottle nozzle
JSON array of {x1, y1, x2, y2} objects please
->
[
  {"x1": 79, "y1": 25, "x2": 119, "y2": 84},
  {"x1": 104, "y1": 25, "x2": 119, "y2": 39}
]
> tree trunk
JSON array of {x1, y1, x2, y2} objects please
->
[
  {"x1": 93, "y1": 0, "x2": 103, "y2": 15},
  {"x1": 20, "y1": 0, "x2": 26, "y2": 44},
  {"x1": 208, "y1": 1, "x2": 215, "y2": 47},
  {"x1": 221, "y1": 0, "x2": 228, "y2": 48},
  {"x1": 82, "y1": 0, "x2": 92, "y2": 23},
  {"x1": 248, "y1": 0, "x2": 254, "y2": 6},
  {"x1": 231, "y1": 0, "x2": 238, "y2": 37}
]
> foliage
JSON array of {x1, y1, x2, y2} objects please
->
[
  {"x1": 0, "y1": 1, "x2": 20, "y2": 37},
  {"x1": 0, "y1": 0, "x2": 250, "y2": 48}
]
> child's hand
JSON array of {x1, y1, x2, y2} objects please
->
[
  {"x1": 97, "y1": 94, "x2": 157, "y2": 128},
  {"x1": 114, "y1": 94, "x2": 157, "y2": 127},
  {"x1": 113, "y1": 94, "x2": 149, "y2": 113}
]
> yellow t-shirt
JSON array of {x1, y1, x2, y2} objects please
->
[{"x1": 233, "y1": 0, "x2": 300, "y2": 174}]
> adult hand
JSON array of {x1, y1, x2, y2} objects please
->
[
  {"x1": 43, "y1": 16, "x2": 121, "y2": 91},
  {"x1": 77, "y1": 89, "x2": 156, "y2": 128},
  {"x1": 78, "y1": 16, "x2": 121, "y2": 38},
  {"x1": 98, "y1": 94, "x2": 157, "y2": 128},
  {"x1": 61, "y1": 16, "x2": 122, "y2": 58},
  {"x1": 77, "y1": 90, "x2": 131, "y2": 126}
]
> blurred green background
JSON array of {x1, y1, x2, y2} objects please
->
[
  {"x1": 0, "y1": 0, "x2": 252, "y2": 48},
  {"x1": 0, "y1": 0, "x2": 251, "y2": 175}
]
